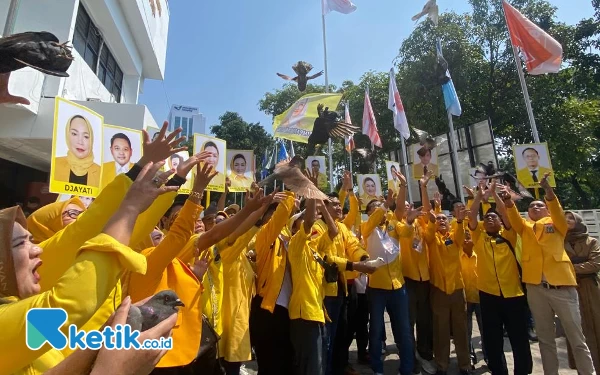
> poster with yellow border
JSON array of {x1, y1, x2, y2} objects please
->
[
  {"x1": 100, "y1": 124, "x2": 143, "y2": 190},
  {"x1": 385, "y1": 161, "x2": 401, "y2": 196},
  {"x1": 305, "y1": 155, "x2": 328, "y2": 191},
  {"x1": 227, "y1": 150, "x2": 255, "y2": 192},
  {"x1": 512, "y1": 142, "x2": 556, "y2": 188},
  {"x1": 193, "y1": 134, "x2": 227, "y2": 192},
  {"x1": 168, "y1": 151, "x2": 194, "y2": 194},
  {"x1": 357, "y1": 174, "x2": 382, "y2": 211},
  {"x1": 50, "y1": 97, "x2": 104, "y2": 197}
]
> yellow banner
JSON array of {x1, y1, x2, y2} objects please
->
[{"x1": 273, "y1": 93, "x2": 343, "y2": 143}]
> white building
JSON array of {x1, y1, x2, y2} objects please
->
[
  {"x1": 0, "y1": 0, "x2": 169, "y2": 206},
  {"x1": 167, "y1": 104, "x2": 207, "y2": 138}
]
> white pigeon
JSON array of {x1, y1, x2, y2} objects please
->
[{"x1": 412, "y1": 0, "x2": 439, "y2": 26}]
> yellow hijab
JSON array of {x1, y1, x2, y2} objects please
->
[
  {"x1": 65, "y1": 115, "x2": 95, "y2": 176},
  {"x1": 26, "y1": 197, "x2": 86, "y2": 244},
  {"x1": 0, "y1": 206, "x2": 28, "y2": 298}
]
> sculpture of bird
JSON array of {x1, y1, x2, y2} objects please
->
[
  {"x1": 0, "y1": 31, "x2": 73, "y2": 77},
  {"x1": 305, "y1": 104, "x2": 360, "y2": 157},
  {"x1": 127, "y1": 290, "x2": 184, "y2": 332},
  {"x1": 412, "y1": 0, "x2": 439, "y2": 26},
  {"x1": 258, "y1": 156, "x2": 329, "y2": 200},
  {"x1": 277, "y1": 61, "x2": 324, "y2": 92}
]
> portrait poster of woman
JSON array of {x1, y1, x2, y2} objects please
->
[
  {"x1": 385, "y1": 161, "x2": 401, "y2": 196},
  {"x1": 226, "y1": 150, "x2": 255, "y2": 192},
  {"x1": 193, "y1": 134, "x2": 227, "y2": 192},
  {"x1": 169, "y1": 151, "x2": 194, "y2": 194},
  {"x1": 100, "y1": 124, "x2": 142, "y2": 190},
  {"x1": 50, "y1": 97, "x2": 103, "y2": 197},
  {"x1": 357, "y1": 174, "x2": 382, "y2": 211}
]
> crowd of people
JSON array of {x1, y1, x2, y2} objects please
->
[{"x1": 1, "y1": 121, "x2": 599, "y2": 375}]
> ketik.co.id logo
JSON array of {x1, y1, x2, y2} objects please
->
[{"x1": 26, "y1": 308, "x2": 173, "y2": 350}]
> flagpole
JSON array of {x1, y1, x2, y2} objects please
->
[
  {"x1": 447, "y1": 110, "x2": 465, "y2": 203},
  {"x1": 322, "y1": 4, "x2": 334, "y2": 192},
  {"x1": 400, "y1": 137, "x2": 413, "y2": 202},
  {"x1": 509, "y1": 44, "x2": 541, "y2": 143}
]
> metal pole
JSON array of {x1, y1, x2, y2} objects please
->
[
  {"x1": 3, "y1": 0, "x2": 20, "y2": 36},
  {"x1": 447, "y1": 110, "x2": 465, "y2": 202},
  {"x1": 508, "y1": 38, "x2": 540, "y2": 143},
  {"x1": 322, "y1": 11, "x2": 334, "y2": 192},
  {"x1": 349, "y1": 146, "x2": 353, "y2": 176},
  {"x1": 400, "y1": 136, "x2": 413, "y2": 202}
]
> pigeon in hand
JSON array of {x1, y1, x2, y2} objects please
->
[
  {"x1": 127, "y1": 290, "x2": 185, "y2": 332},
  {"x1": 476, "y1": 171, "x2": 533, "y2": 200},
  {"x1": 258, "y1": 156, "x2": 329, "y2": 200},
  {"x1": 306, "y1": 104, "x2": 360, "y2": 157},
  {"x1": 412, "y1": 0, "x2": 439, "y2": 26},
  {"x1": 277, "y1": 61, "x2": 324, "y2": 92}
]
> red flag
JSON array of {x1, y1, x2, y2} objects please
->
[
  {"x1": 362, "y1": 88, "x2": 382, "y2": 148},
  {"x1": 502, "y1": 0, "x2": 562, "y2": 74},
  {"x1": 388, "y1": 68, "x2": 410, "y2": 140}
]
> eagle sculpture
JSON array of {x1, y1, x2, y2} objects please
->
[
  {"x1": 258, "y1": 156, "x2": 329, "y2": 200},
  {"x1": 277, "y1": 61, "x2": 324, "y2": 92},
  {"x1": 305, "y1": 104, "x2": 359, "y2": 157}
]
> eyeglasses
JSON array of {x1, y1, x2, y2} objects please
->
[{"x1": 62, "y1": 209, "x2": 83, "y2": 219}]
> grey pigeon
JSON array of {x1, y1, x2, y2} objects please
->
[{"x1": 127, "y1": 290, "x2": 185, "y2": 332}]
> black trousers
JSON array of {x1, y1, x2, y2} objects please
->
[
  {"x1": 479, "y1": 291, "x2": 533, "y2": 375},
  {"x1": 405, "y1": 277, "x2": 434, "y2": 372},
  {"x1": 249, "y1": 296, "x2": 293, "y2": 375},
  {"x1": 290, "y1": 319, "x2": 327, "y2": 375}
]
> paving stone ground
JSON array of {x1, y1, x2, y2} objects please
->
[{"x1": 240, "y1": 313, "x2": 578, "y2": 375}]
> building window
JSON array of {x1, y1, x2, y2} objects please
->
[
  {"x1": 182, "y1": 118, "x2": 188, "y2": 136},
  {"x1": 174, "y1": 116, "x2": 181, "y2": 128},
  {"x1": 73, "y1": 4, "x2": 124, "y2": 103},
  {"x1": 189, "y1": 118, "x2": 193, "y2": 134}
]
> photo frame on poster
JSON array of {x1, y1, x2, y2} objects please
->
[
  {"x1": 512, "y1": 142, "x2": 556, "y2": 188},
  {"x1": 100, "y1": 124, "x2": 143, "y2": 190},
  {"x1": 385, "y1": 161, "x2": 401, "y2": 196},
  {"x1": 227, "y1": 150, "x2": 255, "y2": 192},
  {"x1": 411, "y1": 144, "x2": 439, "y2": 179},
  {"x1": 168, "y1": 151, "x2": 194, "y2": 194},
  {"x1": 50, "y1": 97, "x2": 104, "y2": 197},
  {"x1": 305, "y1": 155, "x2": 328, "y2": 191},
  {"x1": 357, "y1": 174, "x2": 382, "y2": 211},
  {"x1": 193, "y1": 134, "x2": 227, "y2": 192}
]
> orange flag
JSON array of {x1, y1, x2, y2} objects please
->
[{"x1": 502, "y1": 0, "x2": 563, "y2": 74}]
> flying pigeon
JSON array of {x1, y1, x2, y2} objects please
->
[
  {"x1": 127, "y1": 290, "x2": 185, "y2": 332},
  {"x1": 354, "y1": 148, "x2": 378, "y2": 174},
  {"x1": 0, "y1": 31, "x2": 73, "y2": 77},
  {"x1": 277, "y1": 61, "x2": 324, "y2": 92},
  {"x1": 476, "y1": 171, "x2": 534, "y2": 200},
  {"x1": 411, "y1": 128, "x2": 437, "y2": 158},
  {"x1": 412, "y1": 0, "x2": 439, "y2": 26},
  {"x1": 258, "y1": 156, "x2": 329, "y2": 200},
  {"x1": 435, "y1": 175, "x2": 457, "y2": 211},
  {"x1": 305, "y1": 104, "x2": 360, "y2": 157}
]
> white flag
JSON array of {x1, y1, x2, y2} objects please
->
[
  {"x1": 322, "y1": 0, "x2": 357, "y2": 15},
  {"x1": 388, "y1": 68, "x2": 410, "y2": 140}
]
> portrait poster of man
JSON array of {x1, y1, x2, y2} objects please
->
[
  {"x1": 357, "y1": 174, "x2": 382, "y2": 211},
  {"x1": 227, "y1": 150, "x2": 255, "y2": 192},
  {"x1": 411, "y1": 144, "x2": 439, "y2": 179},
  {"x1": 193, "y1": 134, "x2": 227, "y2": 192},
  {"x1": 100, "y1": 124, "x2": 142, "y2": 190},
  {"x1": 305, "y1": 156, "x2": 328, "y2": 191},
  {"x1": 168, "y1": 151, "x2": 194, "y2": 194},
  {"x1": 513, "y1": 143, "x2": 556, "y2": 188},
  {"x1": 50, "y1": 97, "x2": 104, "y2": 197},
  {"x1": 385, "y1": 161, "x2": 401, "y2": 196}
]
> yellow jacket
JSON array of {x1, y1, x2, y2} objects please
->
[
  {"x1": 202, "y1": 245, "x2": 223, "y2": 336},
  {"x1": 100, "y1": 161, "x2": 134, "y2": 190},
  {"x1": 460, "y1": 252, "x2": 479, "y2": 303},
  {"x1": 128, "y1": 199, "x2": 203, "y2": 368},
  {"x1": 425, "y1": 220, "x2": 465, "y2": 294},
  {"x1": 219, "y1": 228, "x2": 259, "y2": 362},
  {"x1": 470, "y1": 222, "x2": 524, "y2": 298},
  {"x1": 26, "y1": 197, "x2": 85, "y2": 244},
  {"x1": 314, "y1": 219, "x2": 369, "y2": 296},
  {"x1": 362, "y1": 207, "x2": 408, "y2": 290},
  {"x1": 54, "y1": 156, "x2": 101, "y2": 188},
  {"x1": 254, "y1": 192, "x2": 295, "y2": 312},
  {"x1": 289, "y1": 226, "x2": 326, "y2": 323},
  {"x1": 399, "y1": 218, "x2": 430, "y2": 282},
  {"x1": 507, "y1": 198, "x2": 576, "y2": 286},
  {"x1": 338, "y1": 188, "x2": 360, "y2": 232},
  {"x1": 0, "y1": 234, "x2": 146, "y2": 375},
  {"x1": 516, "y1": 166, "x2": 554, "y2": 188}
]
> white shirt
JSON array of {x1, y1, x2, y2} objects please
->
[
  {"x1": 115, "y1": 161, "x2": 131, "y2": 175},
  {"x1": 366, "y1": 226, "x2": 400, "y2": 265},
  {"x1": 275, "y1": 235, "x2": 292, "y2": 309}
]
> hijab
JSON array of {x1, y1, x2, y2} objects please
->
[
  {"x1": 26, "y1": 197, "x2": 86, "y2": 243},
  {"x1": 0, "y1": 206, "x2": 28, "y2": 298},
  {"x1": 65, "y1": 115, "x2": 96, "y2": 176},
  {"x1": 565, "y1": 211, "x2": 589, "y2": 244}
]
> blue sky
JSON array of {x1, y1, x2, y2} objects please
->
[{"x1": 138, "y1": 0, "x2": 594, "y2": 134}]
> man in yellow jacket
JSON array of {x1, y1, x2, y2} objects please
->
[
  {"x1": 505, "y1": 172, "x2": 595, "y2": 375},
  {"x1": 101, "y1": 133, "x2": 135, "y2": 189},
  {"x1": 516, "y1": 147, "x2": 555, "y2": 188}
]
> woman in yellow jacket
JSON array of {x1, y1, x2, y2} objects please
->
[
  {"x1": 26, "y1": 196, "x2": 86, "y2": 243},
  {"x1": 0, "y1": 161, "x2": 178, "y2": 375}
]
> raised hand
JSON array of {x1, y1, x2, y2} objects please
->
[
  {"x1": 433, "y1": 191, "x2": 441, "y2": 209},
  {"x1": 192, "y1": 250, "x2": 211, "y2": 280},
  {"x1": 394, "y1": 170, "x2": 407, "y2": 186},
  {"x1": 406, "y1": 204, "x2": 424, "y2": 224},
  {"x1": 342, "y1": 171, "x2": 353, "y2": 191},
  {"x1": 177, "y1": 151, "x2": 212, "y2": 179},
  {"x1": 304, "y1": 169, "x2": 319, "y2": 187},
  {"x1": 385, "y1": 188, "x2": 395, "y2": 208},
  {"x1": 193, "y1": 162, "x2": 218, "y2": 193},
  {"x1": 123, "y1": 161, "x2": 178, "y2": 214},
  {"x1": 272, "y1": 191, "x2": 289, "y2": 204},
  {"x1": 138, "y1": 121, "x2": 187, "y2": 165},
  {"x1": 420, "y1": 170, "x2": 434, "y2": 187},
  {"x1": 463, "y1": 185, "x2": 475, "y2": 198},
  {"x1": 540, "y1": 172, "x2": 553, "y2": 191},
  {"x1": 427, "y1": 209, "x2": 436, "y2": 223},
  {"x1": 244, "y1": 187, "x2": 274, "y2": 212},
  {"x1": 456, "y1": 206, "x2": 467, "y2": 222}
]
